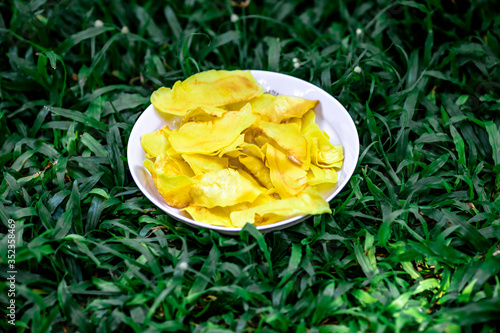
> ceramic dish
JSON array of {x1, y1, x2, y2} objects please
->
[{"x1": 127, "y1": 70, "x2": 359, "y2": 235}]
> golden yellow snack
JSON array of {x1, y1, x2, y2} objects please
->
[
  {"x1": 230, "y1": 188, "x2": 332, "y2": 227},
  {"x1": 307, "y1": 164, "x2": 338, "y2": 186},
  {"x1": 265, "y1": 143, "x2": 308, "y2": 199},
  {"x1": 239, "y1": 154, "x2": 273, "y2": 189},
  {"x1": 140, "y1": 125, "x2": 171, "y2": 158},
  {"x1": 154, "y1": 152, "x2": 194, "y2": 178},
  {"x1": 151, "y1": 70, "x2": 264, "y2": 116},
  {"x1": 254, "y1": 95, "x2": 318, "y2": 123},
  {"x1": 143, "y1": 159, "x2": 194, "y2": 208},
  {"x1": 302, "y1": 110, "x2": 344, "y2": 168},
  {"x1": 182, "y1": 154, "x2": 228, "y2": 175},
  {"x1": 190, "y1": 168, "x2": 266, "y2": 209},
  {"x1": 258, "y1": 121, "x2": 310, "y2": 169},
  {"x1": 168, "y1": 104, "x2": 255, "y2": 154}
]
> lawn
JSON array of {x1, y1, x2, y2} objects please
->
[{"x1": 1, "y1": 0, "x2": 500, "y2": 332}]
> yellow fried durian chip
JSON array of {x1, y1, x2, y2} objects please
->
[
  {"x1": 140, "y1": 125, "x2": 171, "y2": 158},
  {"x1": 143, "y1": 159, "x2": 194, "y2": 208},
  {"x1": 224, "y1": 142, "x2": 264, "y2": 159},
  {"x1": 230, "y1": 187, "x2": 332, "y2": 227},
  {"x1": 239, "y1": 154, "x2": 273, "y2": 189},
  {"x1": 168, "y1": 104, "x2": 256, "y2": 154},
  {"x1": 190, "y1": 168, "x2": 266, "y2": 209},
  {"x1": 307, "y1": 164, "x2": 338, "y2": 186},
  {"x1": 183, "y1": 193, "x2": 276, "y2": 228},
  {"x1": 183, "y1": 206, "x2": 234, "y2": 227},
  {"x1": 254, "y1": 95, "x2": 318, "y2": 123},
  {"x1": 300, "y1": 109, "x2": 316, "y2": 134},
  {"x1": 154, "y1": 152, "x2": 194, "y2": 177},
  {"x1": 242, "y1": 143, "x2": 265, "y2": 160},
  {"x1": 285, "y1": 117, "x2": 302, "y2": 131},
  {"x1": 216, "y1": 134, "x2": 245, "y2": 157},
  {"x1": 182, "y1": 154, "x2": 228, "y2": 175},
  {"x1": 328, "y1": 145, "x2": 344, "y2": 169},
  {"x1": 317, "y1": 144, "x2": 344, "y2": 169},
  {"x1": 151, "y1": 70, "x2": 264, "y2": 116},
  {"x1": 251, "y1": 93, "x2": 276, "y2": 113},
  {"x1": 238, "y1": 168, "x2": 269, "y2": 195},
  {"x1": 259, "y1": 121, "x2": 310, "y2": 169},
  {"x1": 181, "y1": 106, "x2": 228, "y2": 125},
  {"x1": 305, "y1": 126, "x2": 344, "y2": 168},
  {"x1": 226, "y1": 93, "x2": 276, "y2": 116},
  {"x1": 254, "y1": 134, "x2": 273, "y2": 149},
  {"x1": 302, "y1": 112, "x2": 344, "y2": 168},
  {"x1": 265, "y1": 143, "x2": 308, "y2": 199}
]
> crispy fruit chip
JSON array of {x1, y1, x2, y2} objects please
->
[
  {"x1": 307, "y1": 164, "x2": 338, "y2": 186},
  {"x1": 266, "y1": 144, "x2": 308, "y2": 198},
  {"x1": 190, "y1": 168, "x2": 266, "y2": 208},
  {"x1": 182, "y1": 154, "x2": 228, "y2": 175},
  {"x1": 259, "y1": 121, "x2": 310, "y2": 169},
  {"x1": 183, "y1": 206, "x2": 233, "y2": 227},
  {"x1": 181, "y1": 107, "x2": 227, "y2": 125},
  {"x1": 143, "y1": 69, "x2": 345, "y2": 228},
  {"x1": 144, "y1": 159, "x2": 194, "y2": 208},
  {"x1": 239, "y1": 154, "x2": 273, "y2": 189},
  {"x1": 151, "y1": 70, "x2": 264, "y2": 116},
  {"x1": 302, "y1": 110, "x2": 344, "y2": 168},
  {"x1": 254, "y1": 95, "x2": 318, "y2": 123},
  {"x1": 230, "y1": 188, "x2": 332, "y2": 227},
  {"x1": 140, "y1": 125, "x2": 171, "y2": 158},
  {"x1": 168, "y1": 104, "x2": 255, "y2": 154}
]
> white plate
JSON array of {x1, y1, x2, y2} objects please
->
[{"x1": 127, "y1": 70, "x2": 359, "y2": 235}]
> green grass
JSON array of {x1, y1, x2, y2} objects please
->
[{"x1": 1, "y1": 0, "x2": 500, "y2": 332}]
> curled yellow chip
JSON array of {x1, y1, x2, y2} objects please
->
[
  {"x1": 181, "y1": 107, "x2": 227, "y2": 125},
  {"x1": 144, "y1": 159, "x2": 194, "y2": 208},
  {"x1": 140, "y1": 125, "x2": 171, "y2": 158},
  {"x1": 182, "y1": 154, "x2": 228, "y2": 175},
  {"x1": 239, "y1": 154, "x2": 273, "y2": 189},
  {"x1": 307, "y1": 164, "x2": 338, "y2": 186},
  {"x1": 265, "y1": 143, "x2": 308, "y2": 198},
  {"x1": 154, "y1": 152, "x2": 194, "y2": 177},
  {"x1": 254, "y1": 95, "x2": 318, "y2": 123},
  {"x1": 305, "y1": 125, "x2": 344, "y2": 168},
  {"x1": 183, "y1": 206, "x2": 234, "y2": 227},
  {"x1": 190, "y1": 168, "x2": 266, "y2": 208},
  {"x1": 230, "y1": 188, "x2": 332, "y2": 227},
  {"x1": 168, "y1": 103, "x2": 255, "y2": 154},
  {"x1": 151, "y1": 70, "x2": 264, "y2": 116},
  {"x1": 259, "y1": 121, "x2": 310, "y2": 169}
]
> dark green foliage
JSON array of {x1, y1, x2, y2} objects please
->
[{"x1": 1, "y1": 0, "x2": 500, "y2": 332}]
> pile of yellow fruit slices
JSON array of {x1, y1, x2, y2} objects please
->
[{"x1": 141, "y1": 70, "x2": 344, "y2": 228}]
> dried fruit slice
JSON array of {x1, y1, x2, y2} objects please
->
[
  {"x1": 154, "y1": 152, "x2": 194, "y2": 178},
  {"x1": 254, "y1": 95, "x2": 318, "y2": 123},
  {"x1": 140, "y1": 125, "x2": 171, "y2": 158},
  {"x1": 168, "y1": 104, "x2": 256, "y2": 154},
  {"x1": 183, "y1": 206, "x2": 233, "y2": 227},
  {"x1": 302, "y1": 110, "x2": 344, "y2": 168},
  {"x1": 181, "y1": 106, "x2": 228, "y2": 125},
  {"x1": 307, "y1": 164, "x2": 338, "y2": 186},
  {"x1": 151, "y1": 70, "x2": 264, "y2": 116},
  {"x1": 259, "y1": 121, "x2": 310, "y2": 169},
  {"x1": 265, "y1": 143, "x2": 308, "y2": 198},
  {"x1": 239, "y1": 154, "x2": 273, "y2": 189},
  {"x1": 143, "y1": 159, "x2": 194, "y2": 208},
  {"x1": 190, "y1": 168, "x2": 266, "y2": 208},
  {"x1": 230, "y1": 188, "x2": 331, "y2": 227},
  {"x1": 182, "y1": 154, "x2": 228, "y2": 175}
]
